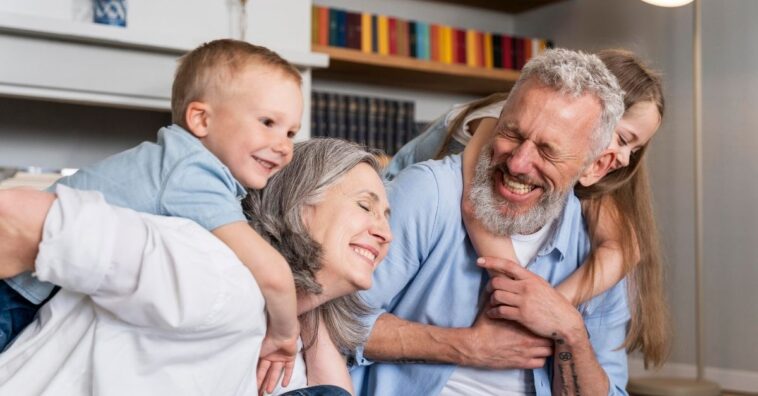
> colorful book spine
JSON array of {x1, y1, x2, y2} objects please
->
[
  {"x1": 430, "y1": 24, "x2": 440, "y2": 62},
  {"x1": 317, "y1": 7, "x2": 329, "y2": 46},
  {"x1": 361, "y1": 12, "x2": 372, "y2": 53},
  {"x1": 388, "y1": 17, "x2": 398, "y2": 55},
  {"x1": 416, "y1": 22, "x2": 429, "y2": 60},
  {"x1": 408, "y1": 21, "x2": 417, "y2": 58},
  {"x1": 336, "y1": 10, "x2": 348, "y2": 47},
  {"x1": 397, "y1": 19, "x2": 409, "y2": 57},
  {"x1": 465, "y1": 29, "x2": 477, "y2": 67},
  {"x1": 371, "y1": 14, "x2": 379, "y2": 53},
  {"x1": 483, "y1": 32, "x2": 493, "y2": 68},
  {"x1": 377, "y1": 15, "x2": 389, "y2": 55},
  {"x1": 503, "y1": 35, "x2": 513, "y2": 70},
  {"x1": 311, "y1": 6, "x2": 319, "y2": 46},
  {"x1": 441, "y1": 25, "x2": 453, "y2": 64},
  {"x1": 454, "y1": 28, "x2": 465, "y2": 65}
]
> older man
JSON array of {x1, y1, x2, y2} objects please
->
[{"x1": 350, "y1": 49, "x2": 629, "y2": 396}]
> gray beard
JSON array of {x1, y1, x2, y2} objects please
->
[{"x1": 468, "y1": 146, "x2": 572, "y2": 236}]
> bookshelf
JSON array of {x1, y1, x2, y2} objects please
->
[
  {"x1": 427, "y1": 0, "x2": 567, "y2": 14},
  {"x1": 313, "y1": 45, "x2": 520, "y2": 95}
]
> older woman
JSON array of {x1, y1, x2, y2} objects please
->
[{"x1": 0, "y1": 138, "x2": 390, "y2": 395}]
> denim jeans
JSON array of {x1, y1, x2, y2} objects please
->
[
  {"x1": 0, "y1": 281, "x2": 41, "y2": 351},
  {"x1": 279, "y1": 385, "x2": 351, "y2": 396}
]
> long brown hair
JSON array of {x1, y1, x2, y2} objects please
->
[
  {"x1": 433, "y1": 49, "x2": 670, "y2": 367},
  {"x1": 576, "y1": 49, "x2": 669, "y2": 368}
]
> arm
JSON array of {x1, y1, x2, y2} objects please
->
[
  {"x1": 556, "y1": 198, "x2": 640, "y2": 305},
  {"x1": 461, "y1": 117, "x2": 519, "y2": 265},
  {"x1": 364, "y1": 311, "x2": 552, "y2": 369},
  {"x1": 214, "y1": 223, "x2": 299, "y2": 393},
  {"x1": 302, "y1": 319, "x2": 354, "y2": 394},
  {"x1": 0, "y1": 188, "x2": 55, "y2": 278},
  {"x1": 479, "y1": 257, "x2": 617, "y2": 395},
  {"x1": 30, "y1": 185, "x2": 263, "y2": 331},
  {"x1": 213, "y1": 223, "x2": 299, "y2": 343}
]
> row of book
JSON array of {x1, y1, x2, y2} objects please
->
[
  {"x1": 311, "y1": 91, "x2": 418, "y2": 156},
  {"x1": 311, "y1": 5, "x2": 553, "y2": 70}
]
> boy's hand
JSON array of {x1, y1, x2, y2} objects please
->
[
  {"x1": 0, "y1": 189, "x2": 55, "y2": 278},
  {"x1": 256, "y1": 332, "x2": 298, "y2": 394}
]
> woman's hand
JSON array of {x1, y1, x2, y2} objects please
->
[{"x1": 0, "y1": 188, "x2": 55, "y2": 278}]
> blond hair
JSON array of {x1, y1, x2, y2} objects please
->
[
  {"x1": 171, "y1": 39, "x2": 302, "y2": 128},
  {"x1": 576, "y1": 49, "x2": 669, "y2": 368}
]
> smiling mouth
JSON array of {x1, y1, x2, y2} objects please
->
[
  {"x1": 497, "y1": 166, "x2": 539, "y2": 196},
  {"x1": 253, "y1": 156, "x2": 277, "y2": 170},
  {"x1": 351, "y1": 245, "x2": 377, "y2": 264}
]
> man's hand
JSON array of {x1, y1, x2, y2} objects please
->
[
  {"x1": 0, "y1": 188, "x2": 55, "y2": 278},
  {"x1": 477, "y1": 257, "x2": 585, "y2": 340},
  {"x1": 463, "y1": 304, "x2": 553, "y2": 369}
]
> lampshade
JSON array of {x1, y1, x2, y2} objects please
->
[{"x1": 640, "y1": 0, "x2": 693, "y2": 7}]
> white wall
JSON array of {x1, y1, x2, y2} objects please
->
[{"x1": 515, "y1": 0, "x2": 758, "y2": 387}]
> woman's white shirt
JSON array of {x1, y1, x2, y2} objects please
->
[{"x1": 0, "y1": 186, "x2": 306, "y2": 395}]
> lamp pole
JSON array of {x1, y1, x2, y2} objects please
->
[{"x1": 627, "y1": 0, "x2": 720, "y2": 395}]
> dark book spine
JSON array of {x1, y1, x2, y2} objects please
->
[
  {"x1": 455, "y1": 28, "x2": 466, "y2": 64},
  {"x1": 403, "y1": 101, "x2": 417, "y2": 147},
  {"x1": 337, "y1": 94, "x2": 349, "y2": 139},
  {"x1": 337, "y1": 10, "x2": 348, "y2": 47},
  {"x1": 393, "y1": 100, "x2": 406, "y2": 155},
  {"x1": 409, "y1": 21, "x2": 417, "y2": 58},
  {"x1": 355, "y1": 96, "x2": 367, "y2": 146},
  {"x1": 317, "y1": 92, "x2": 328, "y2": 138},
  {"x1": 368, "y1": 98, "x2": 379, "y2": 150},
  {"x1": 371, "y1": 15, "x2": 379, "y2": 53},
  {"x1": 326, "y1": 93, "x2": 338, "y2": 138},
  {"x1": 388, "y1": 17, "x2": 398, "y2": 55},
  {"x1": 347, "y1": 12, "x2": 362, "y2": 50},
  {"x1": 492, "y1": 34, "x2": 502, "y2": 68},
  {"x1": 384, "y1": 99, "x2": 396, "y2": 155},
  {"x1": 347, "y1": 95, "x2": 359, "y2": 142},
  {"x1": 513, "y1": 36, "x2": 521, "y2": 70},
  {"x1": 328, "y1": 9, "x2": 339, "y2": 47}
]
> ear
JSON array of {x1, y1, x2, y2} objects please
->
[
  {"x1": 184, "y1": 101, "x2": 212, "y2": 139},
  {"x1": 578, "y1": 149, "x2": 616, "y2": 187}
]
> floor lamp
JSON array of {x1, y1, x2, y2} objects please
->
[{"x1": 626, "y1": 0, "x2": 720, "y2": 395}]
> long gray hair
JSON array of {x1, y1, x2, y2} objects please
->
[
  {"x1": 512, "y1": 48, "x2": 625, "y2": 160},
  {"x1": 243, "y1": 138, "x2": 382, "y2": 354}
]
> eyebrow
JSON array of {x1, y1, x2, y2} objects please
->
[
  {"x1": 499, "y1": 121, "x2": 560, "y2": 155},
  {"x1": 358, "y1": 190, "x2": 391, "y2": 218}
]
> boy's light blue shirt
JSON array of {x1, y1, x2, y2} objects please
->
[
  {"x1": 6, "y1": 124, "x2": 248, "y2": 304},
  {"x1": 351, "y1": 155, "x2": 631, "y2": 396}
]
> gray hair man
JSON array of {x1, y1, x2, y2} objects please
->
[{"x1": 351, "y1": 49, "x2": 630, "y2": 396}]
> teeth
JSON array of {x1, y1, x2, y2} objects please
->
[
  {"x1": 352, "y1": 246, "x2": 376, "y2": 263},
  {"x1": 502, "y1": 173, "x2": 534, "y2": 195},
  {"x1": 255, "y1": 158, "x2": 275, "y2": 169}
]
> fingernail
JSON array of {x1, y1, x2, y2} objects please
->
[{"x1": 477, "y1": 257, "x2": 485, "y2": 264}]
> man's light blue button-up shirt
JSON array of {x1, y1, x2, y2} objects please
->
[{"x1": 351, "y1": 155, "x2": 630, "y2": 396}]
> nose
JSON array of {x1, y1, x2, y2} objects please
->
[
  {"x1": 616, "y1": 148, "x2": 631, "y2": 169},
  {"x1": 371, "y1": 216, "x2": 393, "y2": 246},
  {"x1": 271, "y1": 133, "x2": 293, "y2": 157},
  {"x1": 506, "y1": 141, "x2": 538, "y2": 176}
]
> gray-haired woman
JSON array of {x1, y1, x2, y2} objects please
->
[{"x1": 0, "y1": 138, "x2": 391, "y2": 396}]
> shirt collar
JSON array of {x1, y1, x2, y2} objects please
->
[
  {"x1": 160, "y1": 124, "x2": 248, "y2": 200},
  {"x1": 536, "y1": 191, "x2": 581, "y2": 261}
]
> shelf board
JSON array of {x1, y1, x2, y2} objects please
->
[
  {"x1": 426, "y1": 0, "x2": 567, "y2": 14},
  {"x1": 313, "y1": 45, "x2": 519, "y2": 95}
]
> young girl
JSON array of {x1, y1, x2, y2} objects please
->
[{"x1": 389, "y1": 49, "x2": 670, "y2": 367}]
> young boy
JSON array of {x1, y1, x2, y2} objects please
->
[{"x1": 1, "y1": 39, "x2": 303, "y2": 381}]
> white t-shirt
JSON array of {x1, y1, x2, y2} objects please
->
[
  {"x1": 439, "y1": 222, "x2": 553, "y2": 396},
  {"x1": 0, "y1": 186, "x2": 307, "y2": 395}
]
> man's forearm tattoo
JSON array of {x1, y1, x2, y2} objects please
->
[{"x1": 554, "y1": 332, "x2": 581, "y2": 395}]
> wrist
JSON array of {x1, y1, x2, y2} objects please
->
[{"x1": 555, "y1": 312, "x2": 588, "y2": 347}]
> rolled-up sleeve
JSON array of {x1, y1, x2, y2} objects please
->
[{"x1": 582, "y1": 279, "x2": 632, "y2": 396}]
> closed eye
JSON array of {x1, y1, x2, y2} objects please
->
[
  {"x1": 358, "y1": 201, "x2": 371, "y2": 212},
  {"x1": 260, "y1": 117, "x2": 275, "y2": 128}
]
